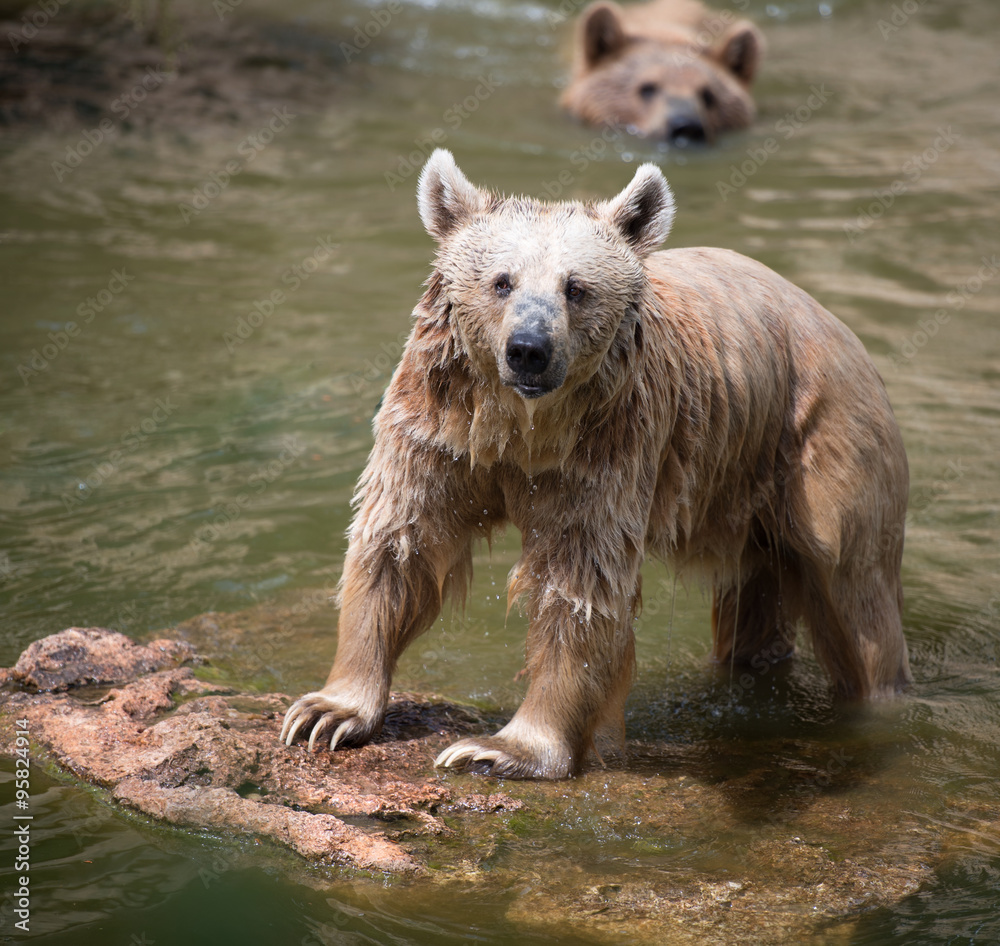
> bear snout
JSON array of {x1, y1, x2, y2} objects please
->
[
  {"x1": 506, "y1": 330, "x2": 553, "y2": 378},
  {"x1": 504, "y1": 328, "x2": 563, "y2": 398},
  {"x1": 499, "y1": 296, "x2": 569, "y2": 399},
  {"x1": 666, "y1": 110, "x2": 707, "y2": 145}
]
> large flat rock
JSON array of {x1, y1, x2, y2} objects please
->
[
  {"x1": 0, "y1": 626, "x2": 515, "y2": 873},
  {"x1": 0, "y1": 625, "x2": 963, "y2": 943}
]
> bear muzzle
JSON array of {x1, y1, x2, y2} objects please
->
[
  {"x1": 661, "y1": 97, "x2": 709, "y2": 145},
  {"x1": 500, "y1": 299, "x2": 568, "y2": 399},
  {"x1": 666, "y1": 112, "x2": 707, "y2": 145}
]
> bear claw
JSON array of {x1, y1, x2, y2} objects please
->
[
  {"x1": 435, "y1": 742, "x2": 499, "y2": 769},
  {"x1": 321, "y1": 719, "x2": 353, "y2": 753},
  {"x1": 435, "y1": 736, "x2": 571, "y2": 779},
  {"x1": 280, "y1": 690, "x2": 376, "y2": 752},
  {"x1": 435, "y1": 741, "x2": 505, "y2": 773},
  {"x1": 281, "y1": 711, "x2": 309, "y2": 747}
]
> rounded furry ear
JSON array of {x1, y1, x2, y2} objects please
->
[
  {"x1": 603, "y1": 163, "x2": 675, "y2": 256},
  {"x1": 579, "y1": 1, "x2": 629, "y2": 69},
  {"x1": 417, "y1": 149, "x2": 487, "y2": 242},
  {"x1": 713, "y1": 21, "x2": 764, "y2": 85}
]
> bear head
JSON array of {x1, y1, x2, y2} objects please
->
[
  {"x1": 417, "y1": 149, "x2": 674, "y2": 404},
  {"x1": 562, "y1": 1, "x2": 763, "y2": 145}
]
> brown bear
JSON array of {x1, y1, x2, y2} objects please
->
[
  {"x1": 560, "y1": 0, "x2": 763, "y2": 144},
  {"x1": 281, "y1": 150, "x2": 911, "y2": 779}
]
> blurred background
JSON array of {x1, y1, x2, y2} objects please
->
[{"x1": 0, "y1": 0, "x2": 998, "y2": 942}]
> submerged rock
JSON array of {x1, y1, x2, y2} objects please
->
[{"x1": 0, "y1": 625, "x2": 959, "y2": 943}]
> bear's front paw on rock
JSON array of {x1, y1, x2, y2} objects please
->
[
  {"x1": 435, "y1": 734, "x2": 575, "y2": 780},
  {"x1": 280, "y1": 689, "x2": 380, "y2": 753}
]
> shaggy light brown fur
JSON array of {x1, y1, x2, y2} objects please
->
[
  {"x1": 281, "y1": 150, "x2": 910, "y2": 779},
  {"x1": 561, "y1": 0, "x2": 763, "y2": 143}
]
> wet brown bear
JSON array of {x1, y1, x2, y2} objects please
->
[
  {"x1": 282, "y1": 150, "x2": 911, "y2": 779},
  {"x1": 561, "y1": 0, "x2": 763, "y2": 144}
]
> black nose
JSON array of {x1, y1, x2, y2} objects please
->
[
  {"x1": 506, "y1": 331, "x2": 552, "y2": 377},
  {"x1": 667, "y1": 118, "x2": 706, "y2": 145}
]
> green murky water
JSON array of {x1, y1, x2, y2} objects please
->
[{"x1": 1, "y1": 0, "x2": 999, "y2": 942}]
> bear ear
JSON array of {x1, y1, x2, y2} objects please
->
[
  {"x1": 602, "y1": 163, "x2": 675, "y2": 257},
  {"x1": 580, "y1": 1, "x2": 629, "y2": 69},
  {"x1": 417, "y1": 149, "x2": 487, "y2": 242},
  {"x1": 713, "y1": 21, "x2": 764, "y2": 85}
]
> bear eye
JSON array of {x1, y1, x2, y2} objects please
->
[
  {"x1": 638, "y1": 81, "x2": 659, "y2": 102},
  {"x1": 494, "y1": 274, "x2": 512, "y2": 297},
  {"x1": 566, "y1": 280, "x2": 586, "y2": 302},
  {"x1": 699, "y1": 87, "x2": 718, "y2": 109}
]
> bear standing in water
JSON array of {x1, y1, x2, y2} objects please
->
[
  {"x1": 561, "y1": 0, "x2": 764, "y2": 144},
  {"x1": 282, "y1": 150, "x2": 910, "y2": 779}
]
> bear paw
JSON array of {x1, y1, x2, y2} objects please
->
[
  {"x1": 435, "y1": 735, "x2": 574, "y2": 780},
  {"x1": 280, "y1": 689, "x2": 380, "y2": 753}
]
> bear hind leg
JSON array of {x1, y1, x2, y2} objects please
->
[
  {"x1": 711, "y1": 560, "x2": 801, "y2": 669},
  {"x1": 800, "y1": 562, "x2": 911, "y2": 700}
]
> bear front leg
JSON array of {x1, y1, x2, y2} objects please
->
[
  {"x1": 282, "y1": 437, "x2": 489, "y2": 753},
  {"x1": 281, "y1": 537, "x2": 449, "y2": 751},
  {"x1": 436, "y1": 590, "x2": 638, "y2": 779}
]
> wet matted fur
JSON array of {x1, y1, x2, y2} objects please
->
[{"x1": 282, "y1": 150, "x2": 910, "y2": 779}]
